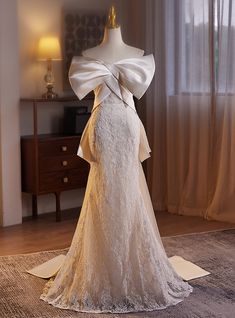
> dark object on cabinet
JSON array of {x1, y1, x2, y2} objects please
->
[
  {"x1": 20, "y1": 97, "x2": 92, "y2": 222},
  {"x1": 63, "y1": 106, "x2": 91, "y2": 135}
]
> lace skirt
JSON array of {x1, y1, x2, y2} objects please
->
[{"x1": 40, "y1": 99, "x2": 193, "y2": 313}]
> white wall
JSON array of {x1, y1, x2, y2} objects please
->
[{"x1": 0, "y1": 0, "x2": 22, "y2": 226}]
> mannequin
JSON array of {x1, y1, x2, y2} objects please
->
[
  {"x1": 37, "y1": 5, "x2": 194, "y2": 313},
  {"x1": 82, "y1": 5, "x2": 144, "y2": 63}
]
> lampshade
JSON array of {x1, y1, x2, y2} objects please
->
[{"x1": 37, "y1": 37, "x2": 62, "y2": 61}]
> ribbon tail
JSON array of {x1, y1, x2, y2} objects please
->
[
  {"x1": 77, "y1": 118, "x2": 95, "y2": 164},
  {"x1": 139, "y1": 120, "x2": 151, "y2": 162}
]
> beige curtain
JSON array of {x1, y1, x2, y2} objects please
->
[{"x1": 146, "y1": 0, "x2": 235, "y2": 223}]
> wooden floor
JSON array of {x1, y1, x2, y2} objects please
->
[{"x1": 0, "y1": 209, "x2": 234, "y2": 256}]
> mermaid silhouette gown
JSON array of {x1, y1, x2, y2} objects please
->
[{"x1": 40, "y1": 54, "x2": 193, "y2": 313}]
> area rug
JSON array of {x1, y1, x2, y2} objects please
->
[{"x1": 0, "y1": 229, "x2": 234, "y2": 318}]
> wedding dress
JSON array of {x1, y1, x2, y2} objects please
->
[{"x1": 40, "y1": 54, "x2": 193, "y2": 313}]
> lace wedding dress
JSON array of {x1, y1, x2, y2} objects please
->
[{"x1": 40, "y1": 54, "x2": 193, "y2": 313}]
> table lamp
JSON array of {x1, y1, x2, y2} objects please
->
[{"x1": 37, "y1": 37, "x2": 62, "y2": 99}]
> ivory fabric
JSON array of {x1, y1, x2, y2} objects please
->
[
  {"x1": 168, "y1": 256, "x2": 210, "y2": 281},
  {"x1": 28, "y1": 253, "x2": 210, "y2": 281},
  {"x1": 69, "y1": 55, "x2": 154, "y2": 164},
  {"x1": 27, "y1": 255, "x2": 66, "y2": 279},
  {"x1": 40, "y1": 55, "x2": 193, "y2": 313}
]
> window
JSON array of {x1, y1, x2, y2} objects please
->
[{"x1": 165, "y1": 0, "x2": 235, "y2": 95}]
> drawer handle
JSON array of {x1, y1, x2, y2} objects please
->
[
  {"x1": 62, "y1": 160, "x2": 68, "y2": 167},
  {"x1": 61, "y1": 146, "x2": 67, "y2": 152},
  {"x1": 63, "y1": 177, "x2": 69, "y2": 183}
]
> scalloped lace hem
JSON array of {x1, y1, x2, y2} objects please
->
[{"x1": 40, "y1": 284, "x2": 193, "y2": 314}]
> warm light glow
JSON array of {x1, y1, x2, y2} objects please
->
[{"x1": 37, "y1": 37, "x2": 62, "y2": 61}]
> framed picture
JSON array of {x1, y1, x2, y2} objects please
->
[{"x1": 62, "y1": 10, "x2": 106, "y2": 91}]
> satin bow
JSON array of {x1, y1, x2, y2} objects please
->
[
  {"x1": 68, "y1": 54, "x2": 155, "y2": 163},
  {"x1": 69, "y1": 54, "x2": 155, "y2": 111}
]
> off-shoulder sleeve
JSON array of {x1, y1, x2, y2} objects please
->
[
  {"x1": 116, "y1": 54, "x2": 155, "y2": 99},
  {"x1": 68, "y1": 56, "x2": 110, "y2": 100}
]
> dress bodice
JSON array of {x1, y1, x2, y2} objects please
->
[
  {"x1": 69, "y1": 54, "x2": 155, "y2": 112},
  {"x1": 68, "y1": 54, "x2": 155, "y2": 164}
]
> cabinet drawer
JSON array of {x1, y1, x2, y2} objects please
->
[
  {"x1": 39, "y1": 138, "x2": 80, "y2": 158},
  {"x1": 39, "y1": 155, "x2": 88, "y2": 173},
  {"x1": 39, "y1": 168, "x2": 89, "y2": 193}
]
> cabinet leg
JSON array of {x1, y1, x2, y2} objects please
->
[
  {"x1": 55, "y1": 192, "x2": 61, "y2": 222},
  {"x1": 32, "y1": 195, "x2": 38, "y2": 219}
]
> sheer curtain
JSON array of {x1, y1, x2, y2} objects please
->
[
  {"x1": 206, "y1": 0, "x2": 235, "y2": 222},
  {"x1": 146, "y1": 0, "x2": 235, "y2": 223}
]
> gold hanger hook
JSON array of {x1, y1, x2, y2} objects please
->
[{"x1": 106, "y1": 5, "x2": 119, "y2": 29}]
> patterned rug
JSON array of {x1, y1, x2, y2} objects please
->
[{"x1": 0, "y1": 230, "x2": 234, "y2": 318}]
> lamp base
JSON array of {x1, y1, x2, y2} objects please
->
[
  {"x1": 42, "y1": 86, "x2": 58, "y2": 99},
  {"x1": 42, "y1": 60, "x2": 59, "y2": 99}
]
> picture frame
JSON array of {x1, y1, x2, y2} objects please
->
[{"x1": 62, "y1": 10, "x2": 106, "y2": 91}]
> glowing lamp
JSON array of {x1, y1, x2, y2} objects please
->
[{"x1": 37, "y1": 37, "x2": 62, "y2": 99}]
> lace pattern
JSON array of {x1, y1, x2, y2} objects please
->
[{"x1": 40, "y1": 96, "x2": 193, "y2": 313}]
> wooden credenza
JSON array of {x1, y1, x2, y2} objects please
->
[
  {"x1": 20, "y1": 97, "x2": 92, "y2": 221},
  {"x1": 21, "y1": 134, "x2": 89, "y2": 221}
]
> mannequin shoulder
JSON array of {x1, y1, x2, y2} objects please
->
[
  {"x1": 82, "y1": 44, "x2": 145, "y2": 62},
  {"x1": 82, "y1": 46, "x2": 103, "y2": 58},
  {"x1": 83, "y1": 45, "x2": 144, "y2": 57},
  {"x1": 123, "y1": 44, "x2": 145, "y2": 58}
]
